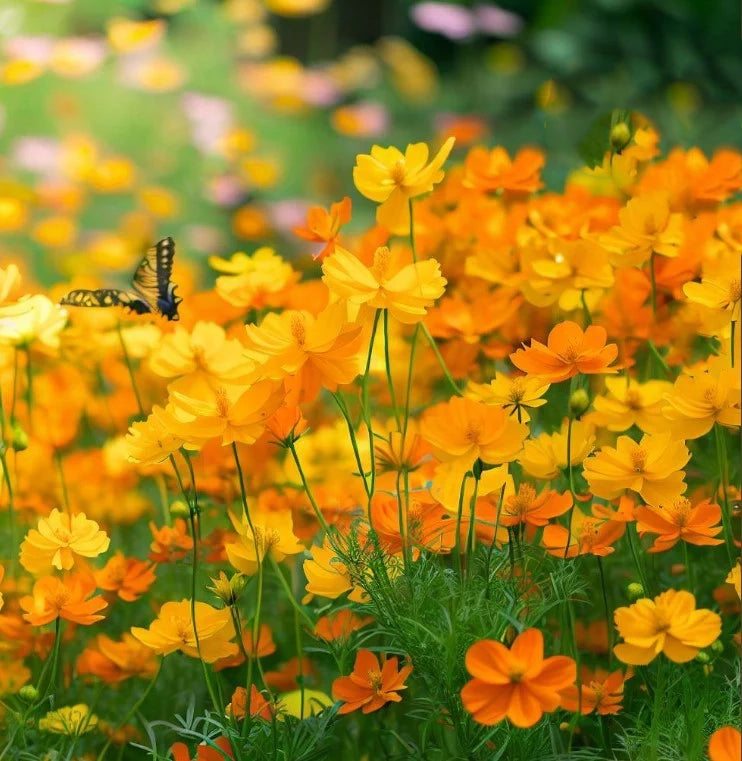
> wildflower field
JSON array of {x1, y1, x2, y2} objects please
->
[{"x1": 0, "y1": 1, "x2": 740, "y2": 759}]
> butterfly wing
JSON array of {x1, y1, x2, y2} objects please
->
[
  {"x1": 59, "y1": 289, "x2": 151, "y2": 314},
  {"x1": 131, "y1": 237, "x2": 181, "y2": 321}
]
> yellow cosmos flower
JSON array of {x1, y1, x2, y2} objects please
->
[
  {"x1": 353, "y1": 137, "x2": 455, "y2": 233},
  {"x1": 225, "y1": 509, "x2": 304, "y2": 575},
  {"x1": 39, "y1": 704, "x2": 98, "y2": 736},
  {"x1": 582, "y1": 432, "x2": 689, "y2": 506},
  {"x1": 159, "y1": 375, "x2": 284, "y2": 447},
  {"x1": 601, "y1": 191, "x2": 684, "y2": 267},
  {"x1": 126, "y1": 408, "x2": 185, "y2": 466},
  {"x1": 265, "y1": 0, "x2": 330, "y2": 16},
  {"x1": 613, "y1": 589, "x2": 721, "y2": 665},
  {"x1": 0, "y1": 264, "x2": 21, "y2": 304},
  {"x1": 684, "y1": 267, "x2": 741, "y2": 323},
  {"x1": 662, "y1": 360, "x2": 741, "y2": 439},
  {"x1": 107, "y1": 17, "x2": 166, "y2": 53},
  {"x1": 243, "y1": 302, "x2": 365, "y2": 401},
  {"x1": 148, "y1": 321, "x2": 254, "y2": 383},
  {"x1": 210, "y1": 248, "x2": 298, "y2": 309},
  {"x1": 726, "y1": 563, "x2": 741, "y2": 599},
  {"x1": 466, "y1": 374, "x2": 550, "y2": 424},
  {"x1": 322, "y1": 245, "x2": 446, "y2": 324},
  {"x1": 20, "y1": 508, "x2": 110, "y2": 575},
  {"x1": 278, "y1": 689, "x2": 333, "y2": 719},
  {"x1": 518, "y1": 419, "x2": 595, "y2": 480},
  {"x1": 303, "y1": 539, "x2": 368, "y2": 604},
  {"x1": 589, "y1": 377, "x2": 673, "y2": 434},
  {"x1": 0, "y1": 295, "x2": 68, "y2": 351},
  {"x1": 131, "y1": 599, "x2": 238, "y2": 663}
]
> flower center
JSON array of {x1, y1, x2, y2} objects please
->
[
  {"x1": 730, "y1": 279, "x2": 741, "y2": 305},
  {"x1": 508, "y1": 378, "x2": 526, "y2": 405},
  {"x1": 290, "y1": 314, "x2": 306, "y2": 347},
  {"x1": 464, "y1": 423, "x2": 481, "y2": 444},
  {"x1": 669, "y1": 498, "x2": 692, "y2": 528},
  {"x1": 214, "y1": 387, "x2": 230, "y2": 417},
  {"x1": 372, "y1": 246, "x2": 392, "y2": 282},
  {"x1": 389, "y1": 160, "x2": 407, "y2": 186},
  {"x1": 560, "y1": 343, "x2": 580, "y2": 363},
  {"x1": 505, "y1": 484, "x2": 536, "y2": 519},
  {"x1": 368, "y1": 669, "x2": 383, "y2": 691},
  {"x1": 630, "y1": 448, "x2": 647, "y2": 473},
  {"x1": 625, "y1": 390, "x2": 642, "y2": 410}
]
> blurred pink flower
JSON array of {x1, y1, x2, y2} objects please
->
[
  {"x1": 267, "y1": 199, "x2": 311, "y2": 234},
  {"x1": 410, "y1": 3, "x2": 474, "y2": 40},
  {"x1": 11, "y1": 137, "x2": 62, "y2": 175},
  {"x1": 475, "y1": 4, "x2": 523, "y2": 37},
  {"x1": 331, "y1": 100, "x2": 389, "y2": 137},
  {"x1": 206, "y1": 175, "x2": 245, "y2": 207},
  {"x1": 181, "y1": 91, "x2": 234, "y2": 154},
  {"x1": 302, "y1": 69, "x2": 341, "y2": 107},
  {"x1": 4, "y1": 36, "x2": 54, "y2": 63}
]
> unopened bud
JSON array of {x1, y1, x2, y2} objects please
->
[
  {"x1": 710, "y1": 640, "x2": 724, "y2": 654},
  {"x1": 568, "y1": 389, "x2": 590, "y2": 417},
  {"x1": 11, "y1": 422, "x2": 28, "y2": 452},
  {"x1": 18, "y1": 685, "x2": 39, "y2": 701},
  {"x1": 695, "y1": 651, "x2": 710, "y2": 664},
  {"x1": 627, "y1": 582, "x2": 644, "y2": 600},
  {"x1": 169, "y1": 500, "x2": 189, "y2": 518},
  {"x1": 610, "y1": 122, "x2": 631, "y2": 152}
]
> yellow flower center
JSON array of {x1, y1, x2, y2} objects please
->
[
  {"x1": 508, "y1": 378, "x2": 526, "y2": 404},
  {"x1": 192, "y1": 346, "x2": 206, "y2": 369},
  {"x1": 625, "y1": 390, "x2": 642, "y2": 410},
  {"x1": 290, "y1": 314, "x2": 306, "y2": 347},
  {"x1": 630, "y1": 447, "x2": 647, "y2": 473},
  {"x1": 215, "y1": 387, "x2": 230, "y2": 417},
  {"x1": 505, "y1": 484, "x2": 536, "y2": 519},
  {"x1": 509, "y1": 665, "x2": 526, "y2": 683},
  {"x1": 371, "y1": 246, "x2": 392, "y2": 282},
  {"x1": 48, "y1": 587, "x2": 71, "y2": 609},
  {"x1": 730, "y1": 279, "x2": 741, "y2": 305},
  {"x1": 389, "y1": 160, "x2": 407, "y2": 187},
  {"x1": 669, "y1": 498, "x2": 692, "y2": 528},
  {"x1": 560, "y1": 343, "x2": 580, "y2": 363},
  {"x1": 464, "y1": 423, "x2": 481, "y2": 444}
]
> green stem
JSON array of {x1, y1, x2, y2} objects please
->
[
  {"x1": 269, "y1": 556, "x2": 314, "y2": 629},
  {"x1": 288, "y1": 442, "x2": 332, "y2": 536},
  {"x1": 580, "y1": 290, "x2": 592, "y2": 327},
  {"x1": 454, "y1": 471, "x2": 470, "y2": 575},
  {"x1": 116, "y1": 322, "x2": 144, "y2": 418},
  {"x1": 420, "y1": 324, "x2": 462, "y2": 397},
  {"x1": 332, "y1": 391, "x2": 370, "y2": 497},
  {"x1": 36, "y1": 617, "x2": 63, "y2": 702},
  {"x1": 382, "y1": 310, "x2": 401, "y2": 430},
  {"x1": 24, "y1": 349, "x2": 32, "y2": 433},
  {"x1": 465, "y1": 467, "x2": 481, "y2": 564},
  {"x1": 361, "y1": 311, "x2": 381, "y2": 504},
  {"x1": 713, "y1": 423, "x2": 735, "y2": 565},
  {"x1": 0, "y1": 385, "x2": 15, "y2": 573},
  {"x1": 95, "y1": 662, "x2": 162, "y2": 761},
  {"x1": 682, "y1": 541, "x2": 695, "y2": 591},
  {"x1": 596, "y1": 556, "x2": 614, "y2": 663}
]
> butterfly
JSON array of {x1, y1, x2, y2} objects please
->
[{"x1": 60, "y1": 237, "x2": 181, "y2": 321}]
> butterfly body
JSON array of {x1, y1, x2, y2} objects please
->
[{"x1": 60, "y1": 237, "x2": 181, "y2": 321}]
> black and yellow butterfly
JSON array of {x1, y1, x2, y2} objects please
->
[{"x1": 60, "y1": 237, "x2": 181, "y2": 321}]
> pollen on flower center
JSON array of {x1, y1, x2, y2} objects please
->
[
  {"x1": 389, "y1": 160, "x2": 407, "y2": 186},
  {"x1": 464, "y1": 423, "x2": 481, "y2": 444},
  {"x1": 630, "y1": 448, "x2": 647, "y2": 473},
  {"x1": 560, "y1": 343, "x2": 580, "y2": 363},
  {"x1": 506, "y1": 484, "x2": 536, "y2": 517},
  {"x1": 508, "y1": 378, "x2": 526, "y2": 404},
  {"x1": 290, "y1": 314, "x2": 306, "y2": 346},
  {"x1": 214, "y1": 387, "x2": 230, "y2": 417},
  {"x1": 669, "y1": 498, "x2": 692, "y2": 527},
  {"x1": 729, "y1": 278, "x2": 740, "y2": 304},
  {"x1": 372, "y1": 246, "x2": 392, "y2": 281},
  {"x1": 625, "y1": 390, "x2": 642, "y2": 410},
  {"x1": 368, "y1": 670, "x2": 383, "y2": 691}
]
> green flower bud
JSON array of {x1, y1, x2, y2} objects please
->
[
  {"x1": 710, "y1": 640, "x2": 724, "y2": 654},
  {"x1": 11, "y1": 422, "x2": 28, "y2": 452},
  {"x1": 695, "y1": 651, "x2": 710, "y2": 664},
  {"x1": 18, "y1": 684, "x2": 39, "y2": 701},
  {"x1": 610, "y1": 122, "x2": 631, "y2": 152},
  {"x1": 568, "y1": 389, "x2": 590, "y2": 417},
  {"x1": 169, "y1": 500, "x2": 190, "y2": 518},
  {"x1": 627, "y1": 582, "x2": 644, "y2": 600}
]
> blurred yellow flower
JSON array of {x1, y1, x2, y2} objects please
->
[
  {"x1": 0, "y1": 264, "x2": 22, "y2": 304},
  {"x1": 126, "y1": 409, "x2": 186, "y2": 466},
  {"x1": 303, "y1": 539, "x2": 368, "y2": 603},
  {"x1": 32, "y1": 215, "x2": 77, "y2": 248},
  {"x1": 211, "y1": 248, "x2": 297, "y2": 309},
  {"x1": 0, "y1": 196, "x2": 29, "y2": 232},
  {"x1": 353, "y1": 137, "x2": 454, "y2": 233},
  {"x1": 278, "y1": 689, "x2": 333, "y2": 718},
  {"x1": 20, "y1": 508, "x2": 110, "y2": 575},
  {"x1": 0, "y1": 295, "x2": 68, "y2": 351},
  {"x1": 322, "y1": 246, "x2": 446, "y2": 324},
  {"x1": 107, "y1": 18, "x2": 166, "y2": 53},
  {"x1": 88, "y1": 156, "x2": 137, "y2": 193},
  {"x1": 1, "y1": 59, "x2": 44, "y2": 85},
  {"x1": 264, "y1": 0, "x2": 330, "y2": 16},
  {"x1": 39, "y1": 704, "x2": 98, "y2": 736}
]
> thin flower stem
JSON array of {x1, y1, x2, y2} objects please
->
[
  {"x1": 0, "y1": 384, "x2": 16, "y2": 575},
  {"x1": 95, "y1": 662, "x2": 162, "y2": 761},
  {"x1": 580, "y1": 289, "x2": 592, "y2": 327},
  {"x1": 713, "y1": 423, "x2": 735, "y2": 565},
  {"x1": 288, "y1": 441, "x2": 332, "y2": 537},
  {"x1": 454, "y1": 471, "x2": 470, "y2": 575},
  {"x1": 420, "y1": 324, "x2": 462, "y2": 397},
  {"x1": 24, "y1": 349, "x2": 33, "y2": 433},
  {"x1": 10, "y1": 350, "x2": 19, "y2": 424},
  {"x1": 465, "y1": 468, "x2": 481, "y2": 563},
  {"x1": 382, "y1": 309, "x2": 402, "y2": 430},
  {"x1": 359, "y1": 310, "x2": 381, "y2": 506},
  {"x1": 116, "y1": 321, "x2": 144, "y2": 418},
  {"x1": 563, "y1": 378, "x2": 578, "y2": 559},
  {"x1": 626, "y1": 522, "x2": 651, "y2": 596},
  {"x1": 596, "y1": 556, "x2": 613, "y2": 663},
  {"x1": 682, "y1": 541, "x2": 695, "y2": 591},
  {"x1": 291, "y1": 563, "x2": 306, "y2": 719},
  {"x1": 269, "y1": 556, "x2": 314, "y2": 629},
  {"x1": 332, "y1": 391, "x2": 370, "y2": 497},
  {"x1": 36, "y1": 617, "x2": 63, "y2": 702}
]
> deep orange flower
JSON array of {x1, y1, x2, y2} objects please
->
[
  {"x1": 171, "y1": 737, "x2": 234, "y2": 761},
  {"x1": 264, "y1": 657, "x2": 317, "y2": 692},
  {"x1": 634, "y1": 498, "x2": 723, "y2": 552},
  {"x1": 226, "y1": 685, "x2": 274, "y2": 721},
  {"x1": 314, "y1": 610, "x2": 373, "y2": 642},
  {"x1": 463, "y1": 146, "x2": 545, "y2": 195},
  {"x1": 332, "y1": 649, "x2": 413, "y2": 714},
  {"x1": 559, "y1": 667, "x2": 629, "y2": 716},
  {"x1": 76, "y1": 633, "x2": 159, "y2": 684},
  {"x1": 461, "y1": 629, "x2": 576, "y2": 728},
  {"x1": 510, "y1": 322, "x2": 618, "y2": 383},
  {"x1": 499, "y1": 485, "x2": 572, "y2": 530},
  {"x1": 148, "y1": 519, "x2": 193, "y2": 563},
  {"x1": 709, "y1": 727, "x2": 742, "y2": 761},
  {"x1": 293, "y1": 196, "x2": 352, "y2": 260},
  {"x1": 213, "y1": 623, "x2": 277, "y2": 671},
  {"x1": 20, "y1": 574, "x2": 107, "y2": 626},
  {"x1": 93, "y1": 552, "x2": 157, "y2": 602}
]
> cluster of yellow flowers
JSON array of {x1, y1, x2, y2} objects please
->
[{"x1": 0, "y1": 120, "x2": 739, "y2": 759}]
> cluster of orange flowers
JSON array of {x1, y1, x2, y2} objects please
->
[{"x1": 0, "y1": 119, "x2": 739, "y2": 758}]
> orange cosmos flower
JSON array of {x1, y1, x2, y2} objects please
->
[
  {"x1": 600, "y1": 191, "x2": 684, "y2": 267},
  {"x1": 148, "y1": 519, "x2": 193, "y2": 563},
  {"x1": 21, "y1": 574, "x2": 107, "y2": 627},
  {"x1": 499, "y1": 485, "x2": 572, "y2": 530},
  {"x1": 510, "y1": 322, "x2": 618, "y2": 383},
  {"x1": 148, "y1": 321, "x2": 254, "y2": 383},
  {"x1": 159, "y1": 375, "x2": 284, "y2": 447},
  {"x1": 461, "y1": 628, "x2": 576, "y2": 728},
  {"x1": 314, "y1": 610, "x2": 373, "y2": 642},
  {"x1": 332, "y1": 649, "x2": 413, "y2": 715},
  {"x1": 265, "y1": 402, "x2": 309, "y2": 447},
  {"x1": 171, "y1": 737, "x2": 235, "y2": 761},
  {"x1": 322, "y1": 245, "x2": 446, "y2": 325},
  {"x1": 76, "y1": 633, "x2": 159, "y2": 684},
  {"x1": 353, "y1": 138, "x2": 455, "y2": 234},
  {"x1": 303, "y1": 539, "x2": 368, "y2": 603},
  {"x1": 542, "y1": 506, "x2": 625, "y2": 558},
  {"x1": 93, "y1": 552, "x2": 157, "y2": 602},
  {"x1": 463, "y1": 145, "x2": 545, "y2": 195},
  {"x1": 634, "y1": 497, "x2": 723, "y2": 552},
  {"x1": 243, "y1": 303, "x2": 364, "y2": 402},
  {"x1": 19, "y1": 509, "x2": 110, "y2": 575},
  {"x1": 213, "y1": 623, "x2": 277, "y2": 671},
  {"x1": 559, "y1": 667, "x2": 629, "y2": 716},
  {"x1": 264, "y1": 657, "x2": 317, "y2": 692},
  {"x1": 582, "y1": 432, "x2": 689, "y2": 507},
  {"x1": 613, "y1": 589, "x2": 721, "y2": 665},
  {"x1": 131, "y1": 599, "x2": 238, "y2": 663},
  {"x1": 421, "y1": 396, "x2": 528, "y2": 467},
  {"x1": 293, "y1": 196, "x2": 352, "y2": 260},
  {"x1": 709, "y1": 727, "x2": 742, "y2": 761},
  {"x1": 226, "y1": 685, "x2": 274, "y2": 721},
  {"x1": 662, "y1": 361, "x2": 741, "y2": 439}
]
